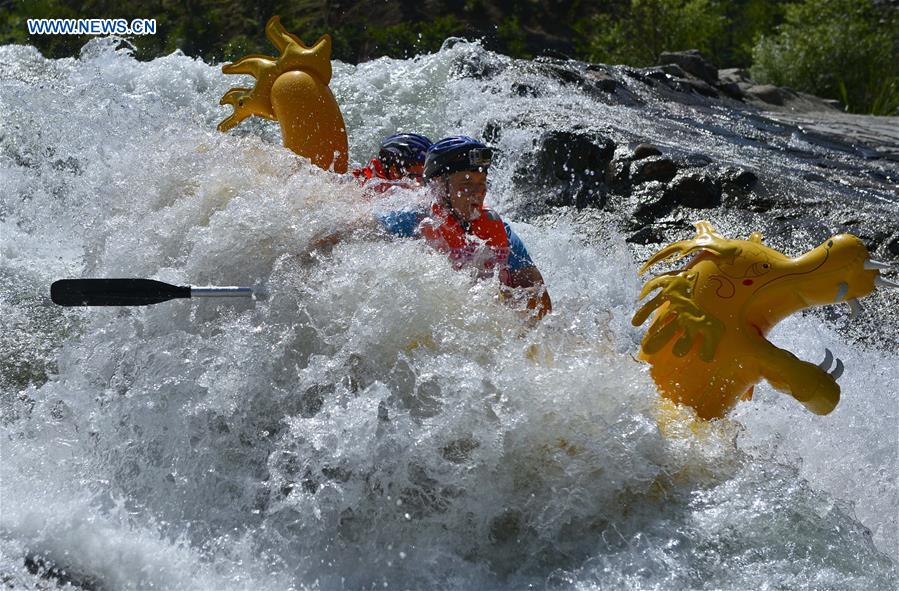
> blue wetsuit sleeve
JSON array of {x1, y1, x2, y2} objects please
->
[
  {"x1": 504, "y1": 222, "x2": 535, "y2": 272},
  {"x1": 377, "y1": 210, "x2": 424, "y2": 238}
]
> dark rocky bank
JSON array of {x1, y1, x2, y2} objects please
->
[{"x1": 457, "y1": 45, "x2": 899, "y2": 345}]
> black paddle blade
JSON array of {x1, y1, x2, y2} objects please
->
[{"x1": 51, "y1": 279, "x2": 191, "y2": 306}]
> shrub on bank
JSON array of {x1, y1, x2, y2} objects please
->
[{"x1": 751, "y1": 0, "x2": 899, "y2": 114}]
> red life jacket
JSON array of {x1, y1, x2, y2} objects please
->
[
  {"x1": 418, "y1": 203, "x2": 511, "y2": 280},
  {"x1": 352, "y1": 158, "x2": 418, "y2": 197},
  {"x1": 352, "y1": 158, "x2": 390, "y2": 183}
]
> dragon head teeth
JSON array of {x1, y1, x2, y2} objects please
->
[
  {"x1": 875, "y1": 275, "x2": 899, "y2": 289},
  {"x1": 864, "y1": 259, "x2": 893, "y2": 271}
]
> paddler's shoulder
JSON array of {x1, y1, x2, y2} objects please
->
[{"x1": 376, "y1": 203, "x2": 430, "y2": 238}]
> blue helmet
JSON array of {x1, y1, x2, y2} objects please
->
[
  {"x1": 423, "y1": 136, "x2": 493, "y2": 182},
  {"x1": 378, "y1": 133, "x2": 433, "y2": 167}
]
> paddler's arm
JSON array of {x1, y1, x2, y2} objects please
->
[
  {"x1": 503, "y1": 265, "x2": 552, "y2": 323},
  {"x1": 306, "y1": 209, "x2": 423, "y2": 258},
  {"x1": 500, "y1": 222, "x2": 552, "y2": 323},
  {"x1": 305, "y1": 216, "x2": 382, "y2": 262}
]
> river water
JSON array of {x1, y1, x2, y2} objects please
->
[{"x1": 1, "y1": 38, "x2": 896, "y2": 590}]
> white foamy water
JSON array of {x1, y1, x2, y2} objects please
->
[{"x1": 1, "y1": 38, "x2": 896, "y2": 590}]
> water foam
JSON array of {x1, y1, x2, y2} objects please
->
[{"x1": 1, "y1": 38, "x2": 896, "y2": 590}]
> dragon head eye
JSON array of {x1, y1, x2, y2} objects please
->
[{"x1": 748, "y1": 262, "x2": 771, "y2": 277}]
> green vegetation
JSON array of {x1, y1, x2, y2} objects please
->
[
  {"x1": 576, "y1": 0, "x2": 729, "y2": 67},
  {"x1": 751, "y1": 0, "x2": 898, "y2": 115},
  {"x1": 1, "y1": 0, "x2": 896, "y2": 114}
]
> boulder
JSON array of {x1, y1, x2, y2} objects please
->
[
  {"x1": 627, "y1": 225, "x2": 664, "y2": 245},
  {"x1": 717, "y1": 82, "x2": 744, "y2": 100},
  {"x1": 676, "y1": 78, "x2": 719, "y2": 97},
  {"x1": 585, "y1": 64, "x2": 619, "y2": 92},
  {"x1": 533, "y1": 58, "x2": 583, "y2": 85},
  {"x1": 745, "y1": 84, "x2": 786, "y2": 106},
  {"x1": 720, "y1": 167, "x2": 759, "y2": 191},
  {"x1": 666, "y1": 171, "x2": 722, "y2": 208},
  {"x1": 887, "y1": 234, "x2": 899, "y2": 257},
  {"x1": 530, "y1": 130, "x2": 616, "y2": 208},
  {"x1": 718, "y1": 68, "x2": 751, "y2": 85},
  {"x1": 633, "y1": 143, "x2": 662, "y2": 159},
  {"x1": 658, "y1": 50, "x2": 719, "y2": 85},
  {"x1": 631, "y1": 184, "x2": 675, "y2": 221},
  {"x1": 631, "y1": 156, "x2": 678, "y2": 184},
  {"x1": 511, "y1": 82, "x2": 539, "y2": 97},
  {"x1": 604, "y1": 157, "x2": 632, "y2": 193},
  {"x1": 678, "y1": 153, "x2": 714, "y2": 168},
  {"x1": 656, "y1": 63, "x2": 688, "y2": 78}
]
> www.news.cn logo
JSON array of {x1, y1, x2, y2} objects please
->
[{"x1": 27, "y1": 19, "x2": 157, "y2": 36}]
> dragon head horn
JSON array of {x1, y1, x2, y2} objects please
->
[
  {"x1": 638, "y1": 221, "x2": 738, "y2": 276},
  {"x1": 265, "y1": 16, "x2": 298, "y2": 52},
  {"x1": 262, "y1": 16, "x2": 333, "y2": 84}
]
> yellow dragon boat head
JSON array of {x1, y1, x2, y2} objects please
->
[
  {"x1": 632, "y1": 221, "x2": 895, "y2": 420},
  {"x1": 218, "y1": 16, "x2": 349, "y2": 173}
]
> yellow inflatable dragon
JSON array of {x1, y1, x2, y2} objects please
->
[
  {"x1": 218, "y1": 16, "x2": 349, "y2": 173},
  {"x1": 633, "y1": 221, "x2": 895, "y2": 420}
]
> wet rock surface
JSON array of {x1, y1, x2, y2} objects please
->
[
  {"x1": 466, "y1": 49, "x2": 898, "y2": 255},
  {"x1": 659, "y1": 50, "x2": 719, "y2": 85},
  {"x1": 631, "y1": 156, "x2": 678, "y2": 184},
  {"x1": 453, "y1": 46, "x2": 899, "y2": 344},
  {"x1": 517, "y1": 129, "x2": 615, "y2": 209}
]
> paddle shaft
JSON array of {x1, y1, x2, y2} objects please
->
[{"x1": 51, "y1": 279, "x2": 254, "y2": 306}]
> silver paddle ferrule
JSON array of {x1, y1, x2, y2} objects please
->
[{"x1": 190, "y1": 286, "x2": 254, "y2": 298}]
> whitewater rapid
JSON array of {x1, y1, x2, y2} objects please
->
[{"x1": 0, "y1": 38, "x2": 896, "y2": 590}]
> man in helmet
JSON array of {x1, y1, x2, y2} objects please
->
[
  {"x1": 352, "y1": 133, "x2": 432, "y2": 196},
  {"x1": 378, "y1": 136, "x2": 552, "y2": 321}
]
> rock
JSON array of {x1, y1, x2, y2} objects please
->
[
  {"x1": 720, "y1": 167, "x2": 759, "y2": 191},
  {"x1": 677, "y1": 78, "x2": 720, "y2": 97},
  {"x1": 718, "y1": 68, "x2": 751, "y2": 85},
  {"x1": 887, "y1": 234, "x2": 899, "y2": 257},
  {"x1": 680, "y1": 153, "x2": 714, "y2": 168},
  {"x1": 658, "y1": 50, "x2": 719, "y2": 85},
  {"x1": 725, "y1": 190, "x2": 776, "y2": 213},
  {"x1": 666, "y1": 172, "x2": 722, "y2": 208},
  {"x1": 631, "y1": 183, "x2": 675, "y2": 221},
  {"x1": 511, "y1": 82, "x2": 538, "y2": 97},
  {"x1": 717, "y1": 81, "x2": 744, "y2": 100},
  {"x1": 627, "y1": 225, "x2": 664, "y2": 245},
  {"x1": 745, "y1": 84, "x2": 786, "y2": 105},
  {"x1": 631, "y1": 156, "x2": 678, "y2": 184},
  {"x1": 585, "y1": 64, "x2": 618, "y2": 92},
  {"x1": 656, "y1": 63, "x2": 688, "y2": 78},
  {"x1": 533, "y1": 58, "x2": 583, "y2": 85},
  {"x1": 25, "y1": 555, "x2": 101, "y2": 591},
  {"x1": 604, "y1": 157, "x2": 632, "y2": 193},
  {"x1": 633, "y1": 143, "x2": 662, "y2": 160},
  {"x1": 531, "y1": 130, "x2": 615, "y2": 208},
  {"x1": 626, "y1": 217, "x2": 697, "y2": 244},
  {"x1": 483, "y1": 120, "x2": 503, "y2": 143},
  {"x1": 642, "y1": 65, "x2": 720, "y2": 98},
  {"x1": 451, "y1": 49, "x2": 506, "y2": 80}
]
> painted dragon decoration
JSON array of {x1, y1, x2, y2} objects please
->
[
  {"x1": 218, "y1": 16, "x2": 349, "y2": 173},
  {"x1": 633, "y1": 221, "x2": 896, "y2": 420}
]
